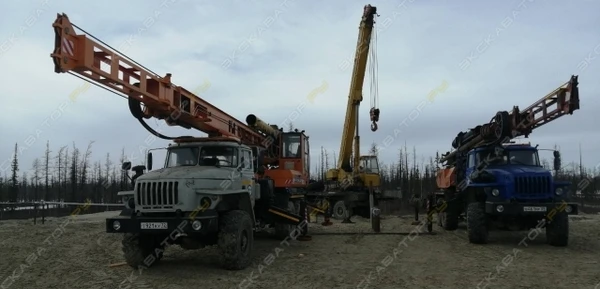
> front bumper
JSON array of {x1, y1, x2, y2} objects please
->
[
  {"x1": 485, "y1": 202, "x2": 578, "y2": 216},
  {"x1": 106, "y1": 210, "x2": 218, "y2": 234}
]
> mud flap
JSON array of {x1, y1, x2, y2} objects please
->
[
  {"x1": 268, "y1": 205, "x2": 303, "y2": 225},
  {"x1": 119, "y1": 209, "x2": 133, "y2": 216}
]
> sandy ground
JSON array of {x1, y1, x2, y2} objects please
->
[{"x1": 1, "y1": 211, "x2": 599, "y2": 289}]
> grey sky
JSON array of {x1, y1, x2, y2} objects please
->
[{"x1": 1, "y1": 0, "x2": 599, "y2": 176}]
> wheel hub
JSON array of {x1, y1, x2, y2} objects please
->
[{"x1": 240, "y1": 231, "x2": 248, "y2": 252}]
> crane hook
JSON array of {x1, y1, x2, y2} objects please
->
[{"x1": 369, "y1": 107, "x2": 380, "y2": 132}]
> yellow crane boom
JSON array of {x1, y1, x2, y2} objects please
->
[{"x1": 326, "y1": 4, "x2": 380, "y2": 190}]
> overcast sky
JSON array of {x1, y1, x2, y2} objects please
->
[{"x1": 1, "y1": 0, "x2": 599, "y2": 177}]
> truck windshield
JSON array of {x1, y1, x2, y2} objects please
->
[
  {"x1": 199, "y1": 146, "x2": 237, "y2": 167},
  {"x1": 475, "y1": 149, "x2": 540, "y2": 166},
  {"x1": 508, "y1": 150, "x2": 540, "y2": 166},
  {"x1": 166, "y1": 147, "x2": 199, "y2": 167}
]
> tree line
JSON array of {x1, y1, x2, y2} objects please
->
[
  {"x1": 313, "y1": 142, "x2": 600, "y2": 201},
  {"x1": 0, "y1": 141, "x2": 129, "y2": 204},
  {"x1": 1, "y1": 141, "x2": 598, "y2": 205}
]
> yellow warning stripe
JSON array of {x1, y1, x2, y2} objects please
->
[
  {"x1": 306, "y1": 205, "x2": 325, "y2": 214},
  {"x1": 268, "y1": 209, "x2": 299, "y2": 223}
]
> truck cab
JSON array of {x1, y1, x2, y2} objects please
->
[
  {"x1": 463, "y1": 143, "x2": 578, "y2": 246},
  {"x1": 106, "y1": 137, "x2": 267, "y2": 270},
  {"x1": 466, "y1": 144, "x2": 575, "y2": 205},
  {"x1": 116, "y1": 138, "x2": 258, "y2": 217}
]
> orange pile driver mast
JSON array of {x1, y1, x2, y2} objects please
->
[
  {"x1": 50, "y1": 13, "x2": 309, "y2": 189},
  {"x1": 437, "y1": 75, "x2": 580, "y2": 189}
]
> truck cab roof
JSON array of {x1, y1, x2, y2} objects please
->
[
  {"x1": 170, "y1": 137, "x2": 249, "y2": 149},
  {"x1": 471, "y1": 144, "x2": 536, "y2": 153}
]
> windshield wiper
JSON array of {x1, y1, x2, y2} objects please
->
[{"x1": 511, "y1": 159, "x2": 530, "y2": 166}]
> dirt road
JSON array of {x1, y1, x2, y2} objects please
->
[{"x1": 1, "y1": 211, "x2": 599, "y2": 289}]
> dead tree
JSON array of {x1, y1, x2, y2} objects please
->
[{"x1": 43, "y1": 141, "x2": 52, "y2": 201}]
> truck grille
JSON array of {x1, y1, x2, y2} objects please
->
[
  {"x1": 136, "y1": 181, "x2": 179, "y2": 206},
  {"x1": 514, "y1": 176, "x2": 550, "y2": 196}
]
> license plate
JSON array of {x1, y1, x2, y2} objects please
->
[
  {"x1": 140, "y1": 222, "x2": 168, "y2": 229},
  {"x1": 523, "y1": 206, "x2": 547, "y2": 212}
]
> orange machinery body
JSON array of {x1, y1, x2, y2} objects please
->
[
  {"x1": 51, "y1": 13, "x2": 309, "y2": 189},
  {"x1": 436, "y1": 167, "x2": 456, "y2": 189}
]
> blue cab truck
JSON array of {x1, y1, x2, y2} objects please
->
[{"x1": 427, "y1": 75, "x2": 581, "y2": 246}]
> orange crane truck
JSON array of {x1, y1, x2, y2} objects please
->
[{"x1": 51, "y1": 13, "x2": 311, "y2": 270}]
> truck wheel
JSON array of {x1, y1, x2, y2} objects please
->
[
  {"x1": 122, "y1": 233, "x2": 164, "y2": 269},
  {"x1": 218, "y1": 210, "x2": 253, "y2": 270},
  {"x1": 546, "y1": 211, "x2": 569, "y2": 247},
  {"x1": 442, "y1": 208, "x2": 459, "y2": 231},
  {"x1": 466, "y1": 202, "x2": 488, "y2": 244},
  {"x1": 333, "y1": 200, "x2": 353, "y2": 220},
  {"x1": 275, "y1": 201, "x2": 296, "y2": 239}
]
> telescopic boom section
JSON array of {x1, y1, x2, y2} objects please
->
[
  {"x1": 440, "y1": 75, "x2": 580, "y2": 165},
  {"x1": 50, "y1": 13, "x2": 264, "y2": 146},
  {"x1": 337, "y1": 5, "x2": 377, "y2": 172}
]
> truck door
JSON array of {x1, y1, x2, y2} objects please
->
[{"x1": 240, "y1": 149, "x2": 256, "y2": 200}]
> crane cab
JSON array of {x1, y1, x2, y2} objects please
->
[
  {"x1": 358, "y1": 155, "x2": 380, "y2": 187},
  {"x1": 277, "y1": 131, "x2": 310, "y2": 183}
]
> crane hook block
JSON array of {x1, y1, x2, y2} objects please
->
[{"x1": 370, "y1": 107, "x2": 380, "y2": 132}]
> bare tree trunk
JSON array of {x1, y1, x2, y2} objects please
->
[
  {"x1": 70, "y1": 143, "x2": 80, "y2": 202},
  {"x1": 43, "y1": 141, "x2": 51, "y2": 201},
  {"x1": 104, "y1": 153, "x2": 112, "y2": 202},
  {"x1": 32, "y1": 158, "x2": 41, "y2": 202},
  {"x1": 79, "y1": 141, "x2": 94, "y2": 202},
  {"x1": 56, "y1": 146, "x2": 66, "y2": 202}
]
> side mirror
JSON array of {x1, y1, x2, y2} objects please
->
[
  {"x1": 147, "y1": 152, "x2": 153, "y2": 171},
  {"x1": 553, "y1": 150, "x2": 561, "y2": 171},
  {"x1": 122, "y1": 161, "x2": 132, "y2": 171}
]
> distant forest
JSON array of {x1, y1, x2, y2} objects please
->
[{"x1": 0, "y1": 140, "x2": 599, "y2": 204}]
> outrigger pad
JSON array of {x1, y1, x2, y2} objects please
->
[{"x1": 267, "y1": 205, "x2": 304, "y2": 225}]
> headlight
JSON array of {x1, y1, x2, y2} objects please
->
[
  {"x1": 565, "y1": 206, "x2": 572, "y2": 213},
  {"x1": 491, "y1": 189, "x2": 500, "y2": 197},
  {"x1": 200, "y1": 197, "x2": 212, "y2": 209},
  {"x1": 555, "y1": 188, "x2": 563, "y2": 196},
  {"x1": 112, "y1": 221, "x2": 121, "y2": 231},
  {"x1": 192, "y1": 220, "x2": 202, "y2": 230}
]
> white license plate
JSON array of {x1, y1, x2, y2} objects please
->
[
  {"x1": 523, "y1": 206, "x2": 547, "y2": 212},
  {"x1": 140, "y1": 222, "x2": 168, "y2": 229}
]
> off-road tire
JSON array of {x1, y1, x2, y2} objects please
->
[
  {"x1": 275, "y1": 201, "x2": 296, "y2": 240},
  {"x1": 122, "y1": 233, "x2": 164, "y2": 269},
  {"x1": 442, "y1": 208, "x2": 459, "y2": 231},
  {"x1": 441, "y1": 192, "x2": 459, "y2": 231},
  {"x1": 466, "y1": 202, "x2": 488, "y2": 244},
  {"x1": 546, "y1": 211, "x2": 569, "y2": 247},
  {"x1": 333, "y1": 200, "x2": 353, "y2": 220},
  {"x1": 217, "y1": 210, "x2": 253, "y2": 270}
]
